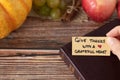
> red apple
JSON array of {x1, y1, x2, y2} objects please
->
[
  {"x1": 82, "y1": 0, "x2": 116, "y2": 22},
  {"x1": 117, "y1": 0, "x2": 120, "y2": 19}
]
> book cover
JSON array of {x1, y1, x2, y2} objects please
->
[{"x1": 60, "y1": 19, "x2": 120, "y2": 80}]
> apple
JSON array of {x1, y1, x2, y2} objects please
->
[
  {"x1": 117, "y1": 0, "x2": 120, "y2": 19},
  {"x1": 82, "y1": 0, "x2": 117, "y2": 22}
]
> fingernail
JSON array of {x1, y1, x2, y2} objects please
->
[
  {"x1": 107, "y1": 37, "x2": 115, "y2": 46},
  {"x1": 107, "y1": 37, "x2": 120, "y2": 60}
]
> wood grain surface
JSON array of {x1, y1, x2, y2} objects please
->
[
  {"x1": 0, "y1": 17, "x2": 101, "y2": 49},
  {"x1": 0, "y1": 49, "x2": 59, "y2": 56},
  {"x1": 0, "y1": 50, "x2": 77, "y2": 80}
]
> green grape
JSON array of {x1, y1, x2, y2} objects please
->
[
  {"x1": 47, "y1": 0, "x2": 60, "y2": 8},
  {"x1": 38, "y1": 5, "x2": 51, "y2": 16},
  {"x1": 59, "y1": 0, "x2": 66, "y2": 10},
  {"x1": 33, "y1": 0, "x2": 46, "y2": 7},
  {"x1": 50, "y1": 8, "x2": 61, "y2": 19}
]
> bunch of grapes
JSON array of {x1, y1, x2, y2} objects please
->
[{"x1": 33, "y1": 0, "x2": 67, "y2": 20}]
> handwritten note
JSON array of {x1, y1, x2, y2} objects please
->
[{"x1": 72, "y1": 37, "x2": 110, "y2": 56}]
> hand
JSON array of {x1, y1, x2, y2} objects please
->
[{"x1": 106, "y1": 26, "x2": 120, "y2": 60}]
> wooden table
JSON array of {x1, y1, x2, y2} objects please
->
[{"x1": 0, "y1": 17, "x2": 102, "y2": 80}]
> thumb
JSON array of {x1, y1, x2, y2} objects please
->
[{"x1": 107, "y1": 37, "x2": 120, "y2": 60}]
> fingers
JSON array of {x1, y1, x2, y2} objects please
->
[
  {"x1": 106, "y1": 26, "x2": 120, "y2": 60},
  {"x1": 107, "y1": 37, "x2": 120, "y2": 60},
  {"x1": 106, "y1": 26, "x2": 120, "y2": 37}
]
